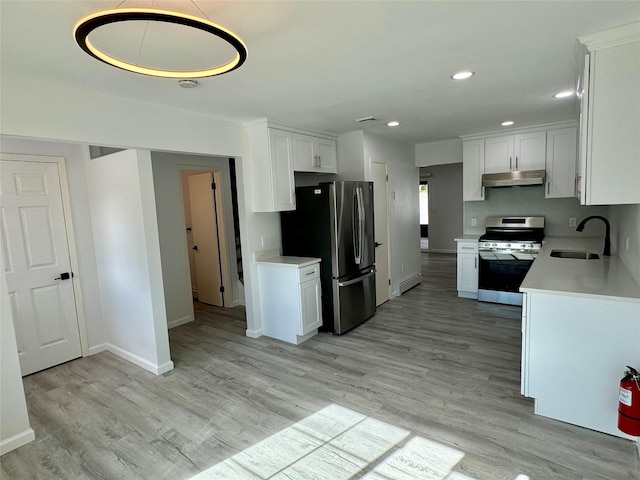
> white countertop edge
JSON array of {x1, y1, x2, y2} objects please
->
[
  {"x1": 454, "y1": 235, "x2": 481, "y2": 242},
  {"x1": 520, "y1": 286, "x2": 640, "y2": 303},
  {"x1": 255, "y1": 256, "x2": 321, "y2": 268}
]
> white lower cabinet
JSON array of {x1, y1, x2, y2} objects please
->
[
  {"x1": 456, "y1": 240, "x2": 478, "y2": 298},
  {"x1": 257, "y1": 258, "x2": 322, "y2": 345}
]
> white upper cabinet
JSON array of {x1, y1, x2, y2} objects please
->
[
  {"x1": 462, "y1": 139, "x2": 485, "y2": 201},
  {"x1": 247, "y1": 123, "x2": 296, "y2": 212},
  {"x1": 545, "y1": 127, "x2": 577, "y2": 198},
  {"x1": 292, "y1": 133, "x2": 337, "y2": 173},
  {"x1": 246, "y1": 119, "x2": 338, "y2": 212},
  {"x1": 577, "y1": 24, "x2": 640, "y2": 205},
  {"x1": 485, "y1": 132, "x2": 546, "y2": 174}
]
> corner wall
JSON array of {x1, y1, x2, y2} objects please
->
[{"x1": 363, "y1": 132, "x2": 420, "y2": 296}]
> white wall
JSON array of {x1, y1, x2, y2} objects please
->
[
  {"x1": 0, "y1": 255, "x2": 35, "y2": 455},
  {"x1": 336, "y1": 130, "x2": 366, "y2": 180},
  {"x1": 86, "y1": 149, "x2": 173, "y2": 375},
  {"x1": 415, "y1": 139, "x2": 462, "y2": 167},
  {"x1": 611, "y1": 203, "x2": 640, "y2": 285},
  {"x1": 150, "y1": 152, "x2": 241, "y2": 329},
  {"x1": 363, "y1": 132, "x2": 421, "y2": 296},
  {"x1": 463, "y1": 187, "x2": 610, "y2": 236}
]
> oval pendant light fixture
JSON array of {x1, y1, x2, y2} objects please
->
[{"x1": 73, "y1": 8, "x2": 247, "y2": 78}]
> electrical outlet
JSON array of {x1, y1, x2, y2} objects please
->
[
  {"x1": 471, "y1": 218, "x2": 478, "y2": 227},
  {"x1": 626, "y1": 236, "x2": 630, "y2": 252},
  {"x1": 401, "y1": 264, "x2": 405, "y2": 272},
  {"x1": 569, "y1": 217, "x2": 577, "y2": 227},
  {"x1": 261, "y1": 235, "x2": 268, "y2": 248}
]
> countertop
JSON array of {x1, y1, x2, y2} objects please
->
[
  {"x1": 454, "y1": 235, "x2": 481, "y2": 242},
  {"x1": 255, "y1": 256, "x2": 321, "y2": 268},
  {"x1": 520, "y1": 236, "x2": 640, "y2": 302}
]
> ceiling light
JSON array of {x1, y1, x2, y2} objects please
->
[
  {"x1": 73, "y1": 8, "x2": 247, "y2": 78},
  {"x1": 451, "y1": 71, "x2": 474, "y2": 80},
  {"x1": 387, "y1": 121, "x2": 400, "y2": 127},
  {"x1": 553, "y1": 90, "x2": 575, "y2": 98},
  {"x1": 501, "y1": 121, "x2": 514, "y2": 126}
]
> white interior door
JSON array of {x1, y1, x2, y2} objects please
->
[
  {"x1": 188, "y1": 172, "x2": 223, "y2": 306},
  {"x1": 1, "y1": 160, "x2": 81, "y2": 376},
  {"x1": 372, "y1": 162, "x2": 391, "y2": 306}
]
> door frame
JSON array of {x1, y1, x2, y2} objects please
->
[
  {"x1": 1, "y1": 153, "x2": 89, "y2": 356},
  {"x1": 369, "y1": 159, "x2": 392, "y2": 303},
  {"x1": 178, "y1": 166, "x2": 233, "y2": 307}
]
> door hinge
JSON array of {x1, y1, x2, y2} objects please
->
[
  {"x1": 219, "y1": 286, "x2": 225, "y2": 293},
  {"x1": 211, "y1": 182, "x2": 216, "y2": 190},
  {"x1": 386, "y1": 174, "x2": 388, "y2": 181},
  {"x1": 388, "y1": 278, "x2": 391, "y2": 285}
]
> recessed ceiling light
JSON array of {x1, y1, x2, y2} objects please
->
[
  {"x1": 553, "y1": 90, "x2": 574, "y2": 98},
  {"x1": 451, "y1": 71, "x2": 474, "y2": 80},
  {"x1": 501, "y1": 121, "x2": 514, "y2": 126},
  {"x1": 387, "y1": 121, "x2": 400, "y2": 127}
]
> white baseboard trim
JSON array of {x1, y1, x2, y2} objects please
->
[
  {"x1": 246, "y1": 328, "x2": 263, "y2": 338},
  {"x1": 105, "y1": 343, "x2": 174, "y2": 376},
  {"x1": 0, "y1": 428, "x2": 35, "y2": 455},
  {"x1": 168, "y1": 315, "x2": 193, "y2": 329},
  {"x1": 88, "y1": 343, "x2": 107, "y2": 356}
]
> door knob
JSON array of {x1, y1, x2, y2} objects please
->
[
  {"x1": 375, "y1": 242, "x2": 383, "y2": 248},
  {"x1": 192, "y1": 245, "x2": 198, "y2": 251},
  {"x1": 54, "y1": 272, "x2": 71, "y2": 280}
]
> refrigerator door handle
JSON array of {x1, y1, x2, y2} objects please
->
[
  {"x1": 355, "y1": 186, "x2": 365, "y2": 265},
  {"x1": 337, "y1": 269, "x2": 376, "y2": 287},
  {"x1": 353, "y1": 188, "x2": 361, "y2": 264}
]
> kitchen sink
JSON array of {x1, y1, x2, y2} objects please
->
[{"x1": 550, "y1": 250, "x2": 600, "y2": 260}]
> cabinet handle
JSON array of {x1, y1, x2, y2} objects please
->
[
  {"x1": 305, "y1": 270, "x2": 317, "y2": 276},
  {"x1": 515, "y1": 156, "x2": 518, "y2": 169},
  {"x1": 474, "y1": 257, "x2": 477, "y2": 269},
  {"x1": 547, "y1": 181, "x2": 550, "y2": 195},
  {"x1": 509, "y1": 157, "x2": 512, "y2": 170}
]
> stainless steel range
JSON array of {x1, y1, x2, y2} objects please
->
[{"x1": 478, "y1": 216, "x2": 544, "y2": 306}]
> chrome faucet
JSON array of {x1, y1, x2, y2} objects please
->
[{"x1": 576, "y1": 215, "x2": 610, "y2": 256}]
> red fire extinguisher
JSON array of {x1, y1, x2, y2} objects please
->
[{"x1": 619, "y1": 366, "x2": 640, "y2": 437}]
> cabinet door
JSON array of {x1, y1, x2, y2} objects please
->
[
  {"x1": 269, "y1": 129, "x2": 296, "y2": 211},
  {"x1": 300, "y1": 278, "x2": 322, "y2": 335},
  {"x1": 484, "y1": 136, "x2": 514, "y2": 173},
  {"x1": 515, "y1": 131, "x2": 546, "y2": 171},
  {"x1": 457, "y1": 253, "x2": 478, "y2": 293},
  {"x1": 317, "y1": 138, "x2": 337, "y2": 173},
  {"x1": 546, "y1": 127, "x2": 577, "y2": 198},
  {"x1": 463, "y1": 140, "x2": 485, "y2": 201},
  {"x1": 585, "y1": 42, "x2": 640, "y2": 205},
  {"x1": 292, "y1": 133, "x2": 316, "y2": 171}
]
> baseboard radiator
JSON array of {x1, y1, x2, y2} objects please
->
[{"x1": 398, "y1": 274, "x2": 422, "y2": 295}]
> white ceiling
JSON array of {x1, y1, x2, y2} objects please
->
[{"x1": 2, "y1": 1, "x2": 640, "y2": 145}]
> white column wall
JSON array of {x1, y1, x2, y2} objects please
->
[
  {"x1": 86, "y1": 149, "x2": 173, "y2": 374},
  {"x1": 0, "y1": 255, "x2": 35, "y2": 455}
]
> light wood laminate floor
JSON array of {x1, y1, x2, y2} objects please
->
[{"x1": 2, "y1": 253, "x2": 638, "y2": 479}]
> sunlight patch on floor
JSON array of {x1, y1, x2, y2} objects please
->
[{"x1": 190, "y1": 404, "x2": 526, "y2": 479}]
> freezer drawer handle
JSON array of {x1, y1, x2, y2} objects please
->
[{"x1": 338, "y1": 269, "x2": 375, "y2": 287}]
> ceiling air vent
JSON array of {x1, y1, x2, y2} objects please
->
[{"x1": 355, "y1": 116, "x2": 378, "y2": 123}]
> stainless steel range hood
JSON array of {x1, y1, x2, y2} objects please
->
[{"x1": 482, "y1": 170, "x2": 546, "y2": 187}]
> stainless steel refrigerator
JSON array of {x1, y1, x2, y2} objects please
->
[{"x1": 281, "y1": 181, "x2": 376, "y2": 334}]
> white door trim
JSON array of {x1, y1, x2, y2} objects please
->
[
  {"x1": 370, "y1": 159, "x2": 392, "y2": 303},
  {"x1": 178, "y1": 165, "x2": 233, "y2": 307},
  {"x1": 0, "y1": 153, "x2": 89, "y2": 357}
]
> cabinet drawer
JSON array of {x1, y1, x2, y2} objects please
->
[
  {"x1": 299, "y1": 263, "x2": 320, "y2": 282},
  {"x1": 457, "y1": 242, "x2": 478, "y2": 254}
]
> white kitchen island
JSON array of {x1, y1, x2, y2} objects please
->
[{"x1": 520, "y1": 236, "x2": 640, "y2": 440}]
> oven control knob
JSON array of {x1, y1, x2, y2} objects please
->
[{"x1": 505, "y1": 243, "x2": 511, "y2": 248}]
